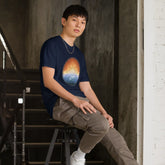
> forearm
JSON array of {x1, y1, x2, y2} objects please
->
[
  {"x1": 42, "y1": 67, "x2": 96, "y2": 114},
  {"x1": 44, "y1": 78, "x2": 77, "y2": 103},
  {"x1": 42, "y1": 66, "x2": 78, "y2": 103}
]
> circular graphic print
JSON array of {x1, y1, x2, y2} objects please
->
[{"x1": 62, "y1": 58, "x2": 80, "y2": 86}]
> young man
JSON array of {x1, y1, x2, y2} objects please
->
[{"x1": 40, "y1": 5, "x2": 139, "y2": 165}]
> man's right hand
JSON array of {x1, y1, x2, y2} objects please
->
[{"x1": 72, "y1": 97, "x2": 96, "y2": 114}]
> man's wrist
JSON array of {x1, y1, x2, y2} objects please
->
[
  {"x1": 101, "y1": 110, "x2": 107, "y2": 115},
  {"x1": 70, "y1": 96, "x2": 78, "y2": 104}
]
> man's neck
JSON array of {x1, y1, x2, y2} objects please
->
[{"x1": 60, "y1": 33, "x2": 76, "y2": 46}]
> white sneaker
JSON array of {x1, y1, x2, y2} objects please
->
[{"x1": 70, "y1": 151, "x2": 85, "y2": 165}]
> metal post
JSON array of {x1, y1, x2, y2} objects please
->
[
  {"x1": 64, "y1": 129, "x2": 70, "y2": 165},
  {"x1": 22, "y1": 89, "x2": 26, "y2": 164},
  {"x1": 2, "y1": 51, "x2": 6, "y2": 111},
  {"x1": 14, "y1": 116, "x2": 17, "y2": 165},
  {"x1": 2, "y1": 51, "x2": 6, "y2": 70},
  {"x1": 45, "y1": 129, "x2": 59, "y2": 165}
]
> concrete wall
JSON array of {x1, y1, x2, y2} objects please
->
[
  {"x1": 0, "y1": 0, "x2": 27, "y2": 68},
  {"x1": 84, "y1": 0, "x2": 115, "y2": 115},
  {"x1": 118, "y1": 0, "x2": 137, "y2": 157},
  {"x1": 25, "y1": 0, "x2": 81, "y2": 69}
]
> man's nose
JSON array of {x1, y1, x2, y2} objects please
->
[{"x1": 76, "y1": 21, "x2": 80, "y2": 27}]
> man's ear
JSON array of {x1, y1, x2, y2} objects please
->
[{"x1": 61, "y1": 17, "x2": 66, "y2": 27}]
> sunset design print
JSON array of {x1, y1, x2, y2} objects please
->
[{"x1": 62, "y1": 58, "x2": 80, "y2": 86}]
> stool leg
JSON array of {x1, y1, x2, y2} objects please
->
[
  {"x1": 64, "y1": 129, "x2": 70, "y2": 165},
  {"x1": 72, "y1": 128, "x2": 80, "y2": 145},
  {"x1": 45, "y1": 128, "x2": 59, "y2": 165}
]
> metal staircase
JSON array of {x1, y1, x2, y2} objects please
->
[{"x1": 0, "y1": 69, "x2": 106, "y2": 165}]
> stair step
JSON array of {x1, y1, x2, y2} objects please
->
[
  {"x1": 0, "y1": 69, "x2": 40, "y2": 81},
  {"x1": 28, "y1": 161, "x2": 61, "y2": 164},
  {"x1": 17, "y1": 125, "x2": 66, "y2": 128},
  {"x1": 9, "y1": 108, "x2": 46, "y2": 112},
  {"x1": 28, "y1": 161, "x2": 104, "y2": 164},
  {"x1": 15, "y1": 142, "x2": 65, "y2": 146},
  {"x1": 6, "y1": 93, "x2": 42, "y2": 97},
  {"x1": 26, "y1": 108, "x2": 46, "y2": 112},
  {"x1": 25, "y1": 142, "x2": 62, "y2": 146},
  {"x1": 0, "y1": 79, "x2": 40, "y2": 83},
  {"x1": 87, "y1": 161, "x2": 104, "y2": 164}
]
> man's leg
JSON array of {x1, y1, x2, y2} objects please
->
[
  {"x1": 53, "y1": 98, "x2": 138, "y2": 165},
  {"x1": 71, "y1": 109, "x2": 109, "y2": 153},
  {"x1": 100, "y1": 128, "x2": 139, "y2": 165},
  {"x1": 53, "y1": 98, "x2": 109, "y2": 153},
  {"x1": 71, "y1": 109, "x2": 138, "y2": 165},
  {"x1": 53, "y1": 98, "x2": 109, "y2": 165}
]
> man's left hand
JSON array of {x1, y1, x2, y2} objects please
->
[{"x1": 102, "y1": 113, "x2": 114, "y2": 128}]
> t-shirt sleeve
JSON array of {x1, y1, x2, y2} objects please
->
[
  {"x1": 79, "y1": 55, "x2": 90, "y2": 82},
  {"x1": 40, "y1": 40, "x2": 57, "y2": 69}
]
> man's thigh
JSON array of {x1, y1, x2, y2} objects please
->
[{"x1": 52, "y1": 97, "x2": 107, "y2": 131}]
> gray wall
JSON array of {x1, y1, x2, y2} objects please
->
[
  {"x1": 84, "y1": 0, "x2": 114, "y2": 114},
  {"x1": 0, "y1": 0, "x2": 27, "y2": 68},
  {"x1": 118, "y1": 0, "x2": 137, "y2": 157},
  {"x1": 25, "y1": 0, "x2": 81, "y2": 68}
]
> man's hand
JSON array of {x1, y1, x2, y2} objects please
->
[
  {"x1": 102, "y1": 113, "x2": 114, "y2": 128},
  {"x1": 72, "y1": 97, "x2": 96, "y2": 114}
]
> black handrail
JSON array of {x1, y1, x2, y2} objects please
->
[
  {"x1": 0, "y1": 27, "x2": 20, "y2": 71},
  {"x1": 0, "y1": 103, "x2": 22, "y2": 152},
  {"x1": 0, "y1": 27, "x2": 25, "y2": 86},
  {"x1": 0, "y1": 27, "x2": 25, "y2": 153}
]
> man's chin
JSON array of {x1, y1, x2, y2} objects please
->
[{"x1": 73, "y1": 32, "x2": 83, "y2": 38}]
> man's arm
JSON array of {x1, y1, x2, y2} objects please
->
[
  {"x1": 79, "y1": 81, "x2": 114, "y2": 128},
  {"x1": 42, "y1": 66, "x2": 96, "y2": 114}
]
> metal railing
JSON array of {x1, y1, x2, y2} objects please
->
[
  {"x1": 0, "y1": 27, "x2": 26, "y2": 165},
  {"x1": 0, "y1": 27, "x2": 20, "y2": 71}
]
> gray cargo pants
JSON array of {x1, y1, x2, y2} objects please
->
[{"x1": 53, "y1": 97, "x2": 138, "y2": 165}]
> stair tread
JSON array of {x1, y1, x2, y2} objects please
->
[
  {"x1": 9, "y1": 108, "x2": 46, "y2": 112},
  {"x1": 28, "y1": 160, "x2": 104, "y2": 164},
  {"x1": 6, "y1": 93, "x2": 41, "y2": 96},
  {"x1": 28, "y1": 161, "x2": 61, "y2": 164},
  {"x1": 17, "y1": 125, "x2": 66, "y2": 128},
  {"x1": 25, "y1": 142, "x2": 63, "y2": 145},
  {"x1": 0, "y1": 79, "x2": 40, "y2": 83}
]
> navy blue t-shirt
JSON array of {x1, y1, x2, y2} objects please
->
[{"x1": 40, "y1": 36, "x2": 89, "y2": 117}]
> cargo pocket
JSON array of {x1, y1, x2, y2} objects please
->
[
  {"x1": 72, "y1": 111, "x2": 90, "y2": 130},
  {"x1": 53, "y1": 98, "x2": 78, "y2": 124}
]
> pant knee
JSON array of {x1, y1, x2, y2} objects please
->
[{"x1": 89, "y1": 117, "x2": 109, "y2": 135}]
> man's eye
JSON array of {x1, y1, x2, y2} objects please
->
[
  {"x1": 73, "y1": 19, "x2": 76, "y2": 21},
  {"x1": 82, "y1": 22, "x2": 86, "y2": 24}
]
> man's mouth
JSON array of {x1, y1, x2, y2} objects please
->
[{"x1": 74, "y1": 29, "x2": 80, "y2": 33}]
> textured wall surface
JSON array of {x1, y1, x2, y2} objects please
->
[
  {"x1": 0, "y1": 0, "x2": 27, "y2": 68},
  {"x1": 84, "y1": 0, "x2": 115, "y2": 115},
  {"x1": 25, "y1": 0, "x2": 81, "y2": 69},
  {"x1": 143, "y1": 0, "x2": 165, "y2": 164},
  {"x1": 118, "y1": 0, "x2": 137, "y2": 157}
]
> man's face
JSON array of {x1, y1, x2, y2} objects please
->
[{"x1": 62, "y1": 15, "x2": 86, "y2": 38}]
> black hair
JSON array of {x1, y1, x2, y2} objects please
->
[{"x1": 62, "y1": 5, "x2": 88, "y2": 23}]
